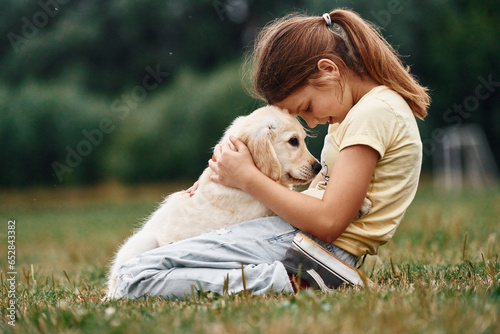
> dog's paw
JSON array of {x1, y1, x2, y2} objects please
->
[{"x1": 355, "y1": 197, "x2": 372, "y2": 219}]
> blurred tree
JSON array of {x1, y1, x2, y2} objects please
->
[
  {"x1": 418, "y1": 0, "x2": 500, "y2": 163},
  {"x1": 0, "y1": 0, "x2": 498, "y2": 186},
  {"x1": 0, "y1": 0, "x2": 303, "y2": 95}
]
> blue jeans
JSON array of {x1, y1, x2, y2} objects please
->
[{"x1": 115, "y1": 217, "x2": 358, "y2": 299}]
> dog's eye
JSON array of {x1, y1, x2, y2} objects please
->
[{"x1": 288, "y1": 137, "x2": 299, "y2": 147}]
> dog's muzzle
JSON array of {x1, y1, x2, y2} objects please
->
[{"x1": 312, "y1": 162, "x2": 322, "y2": 176}]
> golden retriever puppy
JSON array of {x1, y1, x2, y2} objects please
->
[{"x1": 107, "y1": 105, "x2": 321, "y2": 297}]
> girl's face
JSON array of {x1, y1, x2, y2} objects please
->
[{"x1": 275, "y1": 82, "x2": 352, "y2": 128}]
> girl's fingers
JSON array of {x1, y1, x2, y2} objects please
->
[
  {"x1": 185, "y1": 180, "x2": 200, "y2": 196},
  {"x1": 229, "y1": 135, "x2": 246, "y2": 152},
  {"x1": 208, "y1": 159, "x2": 218, "y2": 174},
  {"x1": 212, "y1": 144, "x2": 222, "y2": 161}
]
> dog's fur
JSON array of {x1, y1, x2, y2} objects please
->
[{"x1": 106, "y1": 105, "x2": 322, "y2": 297}]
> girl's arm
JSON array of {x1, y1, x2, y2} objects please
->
[{"x1": 210, "y1": 136, "x2": 379, "y2": 243}]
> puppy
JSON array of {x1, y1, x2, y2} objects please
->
[{"x1": 107, "y1": 105, "x2": 322, "y2": 297}]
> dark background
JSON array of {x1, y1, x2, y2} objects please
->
[{"x1": 1, "y1": 0, "x2": 498, "y2": 187}]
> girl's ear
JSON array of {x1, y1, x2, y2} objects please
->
[
  {"x1": 317, "y1": 58, "x2": 340, "y2": 75},
  {"x1": 239, "y1": 121, "x2": 282, "y2": 182}
]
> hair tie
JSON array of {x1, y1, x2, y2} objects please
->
[{"x1": 322, "y1": 13, "x2": 332, "y2": 26}]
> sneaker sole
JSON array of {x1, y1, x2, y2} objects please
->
[{"x1": 293, "y1": 233, "x2": 374, "y2": 288}]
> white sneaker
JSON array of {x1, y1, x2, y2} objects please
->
[{"x1": 281, "y1": 233, "x2": 373, "y2": 292}]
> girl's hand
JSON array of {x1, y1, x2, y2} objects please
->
[
  {"x1": 184, "y1": 180, "x2": 199, "y2": 197},
  {"x1": 209, "y1": 136, "x2": 259, "y2": 190}
]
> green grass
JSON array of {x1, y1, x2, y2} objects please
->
[{"x1": 0, "y1": 181, "x2": 499, "y2": 333}]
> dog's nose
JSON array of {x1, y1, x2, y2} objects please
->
[{"x1": 312, "y1": 161, "x2": 322, "y2": 175}]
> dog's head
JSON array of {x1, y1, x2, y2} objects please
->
[{"x1": 224, "y1": 105, "x2": 321, "y2": 186}]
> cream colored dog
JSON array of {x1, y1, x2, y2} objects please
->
[{"x1": 106, "y1": 105, "x2": 322, "y2": 297}]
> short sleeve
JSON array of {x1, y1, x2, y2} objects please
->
[{"x1": 335, "y1": 98, "x2": 400, "y2": 159}]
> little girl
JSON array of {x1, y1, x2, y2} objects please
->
[{"x1": 114, "y1": 9, "x2": 429, "y2": 298}]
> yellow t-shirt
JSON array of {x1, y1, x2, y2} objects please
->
[{"x1": 316, "y1": 85, "x2": 422, "y2": 256}]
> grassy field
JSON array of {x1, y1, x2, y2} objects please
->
[{"x1": 0, "y1": 181, "x2": 499, "y2": 333}]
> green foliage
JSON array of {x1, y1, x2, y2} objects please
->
[
  {"x1": 0, "y1": 0, "x2": 499, "y2": 186},
  {"x1": 0, "y1": 81, "x2": 110, "y2": 185},
  {"x1": 101, "y1": 62, "x2": 261, "y2": 183},
  {"x1": 418, "y1": 0, "x2": 500, "y2": 141}
]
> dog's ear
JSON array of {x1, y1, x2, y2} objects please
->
[{"x1": 239, "y1": 120, "x2": 282, "y2": 182}]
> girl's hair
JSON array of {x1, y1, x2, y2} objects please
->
[{"x1": 247, "y1": 9, "x2": 430, "y2": 119}]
